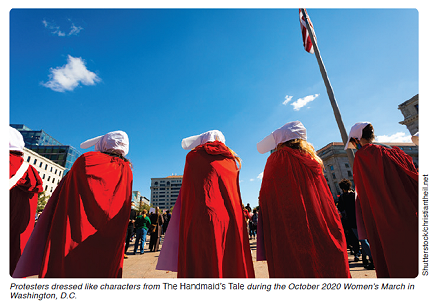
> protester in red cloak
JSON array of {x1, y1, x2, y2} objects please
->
[
  {"x1": 257, "y1": 121, "x2": 351, "y2": 278},
  {"x1": 177, "y1": 130, "x2": 255, "y2": 278},
  {"x1": 9, "y1": 126, "x2": 43, "y2": 276},
  {"x1": 13, "y1": 131, "x2": 133, "y2": 278},
  {"x1": 345, "y1": 122, "x2": 418, "y2": 278}
]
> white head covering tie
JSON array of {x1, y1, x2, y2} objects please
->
[
  {"x1": 9, "y1": 126, "x2": 25, "y2": 153},
  {"x1": 257, "y1": 121, "x2": 307, "y2": 154},
  {"x1": 344, "y1": 122, "x2": 372, "y2": 150},
  {"x1": 80, "y1": 130, "x2": 129, "y2": 157},
  {"x1": 181, "y1": 130, "x2": 225, "y2": 150},
  {"x1": 411, "y1": 132, "x2": 419, "y2": 146}
]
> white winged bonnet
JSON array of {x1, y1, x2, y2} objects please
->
[
  {"x1": 344, "y1": 122, "x2": 372, "y2": 150},
  {"x1": 257, "y1": 121, "x2": 307, "y2": 154},
  {"x1": 80, "y1": 130, "x2": 129, "y2": 156},
  {"x1": 181, "y1": 130, "x2": 225, "y2": 150}
]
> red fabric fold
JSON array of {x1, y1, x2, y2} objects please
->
[
  {"x1": 258, "y1": 147, "x2": 350, "y2": 278},
  {"x1": 353, "y1": 144, "x2": 418, "y2": 278},
  {"x1": 177, "y1": 141, "x2": 254, "y2": 278},
  {"x1": 10, "y1": 153, "x2": 43, "y2": 276},
  {"x1": 14, "y1": 151, "x2": 133, "y2": 278}
]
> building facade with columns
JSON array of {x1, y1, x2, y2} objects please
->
[
  {"x1": 398, "y1": 94, "x2": 419, "y2": 135},
  {"x1": 150, "y1": 175, "x2": 183, "y2": 210}
]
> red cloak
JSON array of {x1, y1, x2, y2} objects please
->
[
  {"x1": 10, "y1": 153, "x2": 43, "y2": 276},
  {"x1": 13, "y1": 151, "x2": 133, "y2": 278},
  {"x1": 353, "y1": 144, "x2": 418, "y2": 278},
  {"x1": 258, "y1": 147, "x2": 351, "y2": 278},
  {"x1": 177, "y1": 141, "x2": 255, "y2": 278}
]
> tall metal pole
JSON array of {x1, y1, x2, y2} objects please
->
[{"x1": 301, "y1": 9, "x2": 355, "y2": 167}]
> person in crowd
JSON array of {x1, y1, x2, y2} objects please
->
[
  {"x1": 256, "y1": 121, "x2": 350, "y2": 278},
  {"x1": 134, "y1": 209, "x2": 151, "y2": 254},
  {"x1": 175, "y1": 130, "x2": 255, "y2": 278},
  {"x1": 337, "y1": 179, "x2": 374, "y2": 269},
  {"x1": 249, "y1": 209, "x2": 258, "y2": 240},
  {"x1": 242, "y1": 204, "x2": 251, "y2": 236},
  {"x1": 149, "y1": 207, "x2": 164, "y2": 252},
  {"x1": 124, "y1": 202, "x2": 138, "y2": 258},
  {"x1": 13, "y1": 131, "x2": 133, "y2": 278},
  {"x1": 9, "y1": 126, "x2": 43, "y2": 276},
  {"x1": 345, "y1": 122, "x2": 418, "y2": 278},
  {"x1": 162, "y1": 210, "x2": 171, "y2": 235}
]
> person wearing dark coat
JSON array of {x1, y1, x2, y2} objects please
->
[
  {"x1": 124, "y1": 202, "x2": 138, "y2": 258},
  {"x1": 149, "y1": 207, "x2": 164, "y2": 252}
]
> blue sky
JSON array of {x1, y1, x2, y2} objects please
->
[{"x1": 9, "y1": 8, "x2": 419, "y2": 206}]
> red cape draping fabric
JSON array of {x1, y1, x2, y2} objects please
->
[
  {"x1": 10, "y1": 153, "x2": 43, "y2": 276},
  {"x1": 13, "y1": 151, "x2": 132, "y2": 278},
  {"x1": 177, "y1": 141, "x2": 255, "y2": 278},
  {"x1": 353, "y1": 144, "x2": 418, "y2": 278},
  {"x1": 258, "y1": 147, "x2": 350, "y2": 278}
]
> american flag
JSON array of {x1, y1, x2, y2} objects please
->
[{"x1": 299, "y1": 9, "x2": 316, "y2": 54}]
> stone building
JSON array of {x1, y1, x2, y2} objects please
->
[
  {"x1": 150, "y1": 175, "x2": 183, "y2": 210},
  {"x1": 398, "y1": 94, "x2": 419, "y2": 135}
]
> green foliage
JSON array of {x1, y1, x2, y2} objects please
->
[{"x1": 37, "y1": 192, "x2": 49, "y2": 213}]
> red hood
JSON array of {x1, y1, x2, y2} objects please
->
[{"x1": 197, "y1": 141, "x2": 235, "y2": 160}]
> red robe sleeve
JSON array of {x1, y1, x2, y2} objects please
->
[
  {"x1": 9, "y1": 153, "x2": 43, "y2": 276},
  {"x1": 353, "y1": 144, "x2": 418, "y2": 278},
  {"x1": 13, "y1": 152, "x2": 133, "y2": 278},
  {"x1": 258, "y1": 147, "x2": 350, "y2": 278}
]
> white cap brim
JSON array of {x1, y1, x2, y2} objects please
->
[
  {"x1": 257, "y1": 133, "x2": 276, "y2": 154},
  {"x1": 181, "y1": 134, "x2": 201, "y2": 150},
  {"x1": 80, "y1": 135, "x2": 103, "y2": 149}
]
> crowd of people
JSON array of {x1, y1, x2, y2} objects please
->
[{"x1": 10, "y1": 120, "x2": 418, "y2": 279}]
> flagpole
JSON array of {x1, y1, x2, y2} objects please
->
[{"x1": 301, "y1": 8, "x2": 355, "y2": 167}]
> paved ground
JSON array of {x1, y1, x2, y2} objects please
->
[{"x1": 122, "y1": 235, "x2": 376, "y2": 279}]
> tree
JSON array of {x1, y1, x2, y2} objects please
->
[{"x1": 37, "y1": 192, "x2": 49, "y2": 213}]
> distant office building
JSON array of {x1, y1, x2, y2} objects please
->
[
  {"x1": 317, "y1": 142, "x2": 418, "y2": 199},
  {"x1": 22, "y1": 147, "x2": 65, "y2": 196},
  {"x1": 150, "y1": 175, "x2": 183, "y2": 210},
  {"x1": 132, "y1": 191, "x2": 149, "y2": 209},
  {"x1": 398, "y1": 94, "x2": 419, "y2": 135},
  {"x1": 11, "y1": 124, "x2": 80, "y2": 175}
]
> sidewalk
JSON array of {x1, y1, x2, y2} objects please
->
[{"x1": 122, "y1": 236, "x2": 376, "y2": 279}]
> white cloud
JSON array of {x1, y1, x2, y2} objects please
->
[
  {"x1": 68, "y1": 24, "x2": 83, "y2": 36},
  {"x1": 43, "y1": 19, "x2": 83, "y2": 36},
  {"x1": 42, "y1": 55, "x2": 101, "y2": 92},
  {"x1": 257, "y1": 172, "x2": 263, "y2": 180},
  {"x1": 249, "y1": 172, "x2": 263, "y2": 182},
  {"x1": 290, "y1": 94, "x2": 320, "y2": 111},
  {"x1": 43, "y1": 19, "x2": 65, "y2": 36},
  {"x1": 376, "y1": 132, "x2": 413, "y2": 143},
  {"x1": 282, "y1": 95, "x2": 293, "y2": 105}
]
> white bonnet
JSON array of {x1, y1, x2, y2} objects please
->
[
  {"x1": 80, "y1": 130, "x2": 129, "y2": 156},
  {"x1": 181, "y1": 130, "x2": 225, "y2": 150},
  {"x1": 257, "y1": 121, "x2": 307, "y2": 154},
  {"x1": 344, "y1": 122, "x2": 371, "y2": 150},
  {"x1": 9, "y1": 126, "x2": 25, "y2": 153}
]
